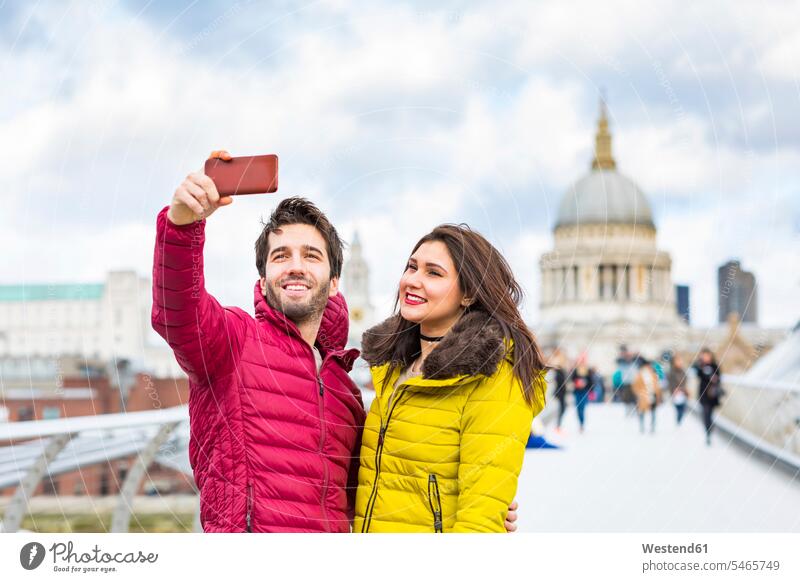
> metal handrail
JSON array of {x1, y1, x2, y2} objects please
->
[
  {"x1": 0, "y1": 405, "x2": 188, "y2": 441},
  {"x1": 722, "y1": 374, "x2": 800, "y2": 393}
]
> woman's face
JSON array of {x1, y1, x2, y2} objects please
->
[
  {"x1": 701, "y1": 352, "x2": 712, "y2": 364},
  {"x1": 398, "y1": 240, "x2": 466, "y2": 332}
]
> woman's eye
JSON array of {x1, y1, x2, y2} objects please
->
[
  {"x1": 428, "y1": 271, "x2": 441, "y2": 277},
  {"x1": 406, "y1": 263, "x2": 417, "y2": 271}
]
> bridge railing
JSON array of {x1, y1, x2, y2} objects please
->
[
  {"x1": 0, "y1": 406, "x2": 192, "y2": 533},
  {"x1": 713, "y1": 374, "x2": 800, "y2": 474}
]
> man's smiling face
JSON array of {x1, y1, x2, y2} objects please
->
[{"x1": 259, "y1": 223, "x2": 339, "y2": 323}]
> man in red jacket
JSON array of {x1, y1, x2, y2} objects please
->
[{"x1": 152, "y1": 151, "x2": 365, "y2": 532}]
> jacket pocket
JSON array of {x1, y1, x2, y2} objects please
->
[{"x1": 427, "y1": 474, "x2": 443, "y2": 533}]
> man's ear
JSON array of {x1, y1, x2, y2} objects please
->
[
  {"x1": 328, "y1": 276, "x2": 339, "y2": 297},
  {"x1": 259, "y1": 276, "x2": 267, "y2": 295}
]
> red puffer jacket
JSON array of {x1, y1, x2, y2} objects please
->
[{"x1": 151, "y1": 207, "x2": 365, "y2": 532}]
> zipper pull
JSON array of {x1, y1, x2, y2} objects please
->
[
  {"x1": 246, "y1": 483, "x2": 253, "y2": 532},
  {"x1": 318, "y1": 376, "x2": 325, "y2": 396},
  {"x1": 378, "y1": 425, "x2": 387, "y2": 446},
  {"x1": 428, "y1": 474, "x2": 443, "y2": 532}
]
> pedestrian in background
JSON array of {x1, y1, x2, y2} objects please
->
[
  {"x1": 614, "y1": 345, "x2": 638, "y2": 415},
  {"x1": 571, "y1": 357, "x2": 593, "y2": 434},
  {"x1": 668, "y1": 354, "x2": 689, "y2": 426},
  {"x1": 693, "y1": 348, "x2": 724, "y2": 446},
  {"x1": 633, "y1": 360, "x2": 662, "y2": 434}
]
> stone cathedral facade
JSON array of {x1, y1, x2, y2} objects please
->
[{"x1": 536, "y1": 103, "x2": 689, "y2": 372}]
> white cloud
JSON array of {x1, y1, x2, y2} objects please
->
[
  {"x1": 614, "y1": 111, "x2": 767, "y2": 198},
  {"x1": 443, "y1": 78, "x2": 588, "y2": 191}
]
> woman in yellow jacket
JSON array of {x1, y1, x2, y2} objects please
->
[{"x1": 354, "y1": 224, "x2": 547, "y2": 533}]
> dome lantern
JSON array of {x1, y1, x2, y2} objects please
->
[{"x1": 592, "y1": 98, "x2": 616, "y2": 171}]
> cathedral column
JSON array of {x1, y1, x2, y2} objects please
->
[
  {"x1": 573, "y1": 266, "x2": 580, "y2": 301},
  {"x1": 597, "y1": 265, "x2": 604, "y2": 300},
  {"x1": 581, "y1": 264, "x2": 595, "y2": 301},
  {"x1": 611, "y1": 265, "x2": 619, "y2": 299},
  {"x1": 602, "y1": 265, "x2": 613, "y2": 300},
  {"x1": 565, "y1": 265, "x2": 575, "y2": 301},
  {"x1": 621, "y1": 265, "x2": 630, "y2": 300},
  {"x1": 632, "y1": 264, "x2": 643, "y2": 301},
  {"x1": 651, "y1": 268, "x2": 659, "y2": 301}
]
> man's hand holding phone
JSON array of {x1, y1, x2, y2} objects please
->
[{"x1": 168, "y1": 150, "x2": 234, "y2": 226}]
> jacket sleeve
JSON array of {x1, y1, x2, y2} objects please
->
[
  {"x1": 451, "y1": 364, "x2": 542, "y2": 533},
  {"x1": 151, "y1": 206, "x2": 246, "y2": 384}
]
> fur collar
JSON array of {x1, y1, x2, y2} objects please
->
[{"x1": 360, "y1": 310, "x2": 509, "y2": 380}]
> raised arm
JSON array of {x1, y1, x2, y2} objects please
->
[{"x1": 151, "y1": 151, "x2": 246, "y2": 384}]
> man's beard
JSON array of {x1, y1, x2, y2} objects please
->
[{"x1": 263, "y1": 277, "x2": 331, "y2": 324}]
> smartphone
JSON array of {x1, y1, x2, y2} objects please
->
[{"x1": 204, "y1": 154, "x2": 279, "y2": 196}]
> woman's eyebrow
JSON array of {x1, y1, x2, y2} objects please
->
[{"x1": 408, "y1": 257, "x2": 447, "y2": 272}]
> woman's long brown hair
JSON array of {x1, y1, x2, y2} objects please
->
[{"x1": 370, "y1": 224, "x2": 547, "y2": 406}]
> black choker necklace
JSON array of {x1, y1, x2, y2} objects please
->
[{"x1": 419, "y1": 332, "x2": 444, "y2": 342}]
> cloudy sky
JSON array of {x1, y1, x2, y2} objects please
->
[{"x1": 2, "y1": 0, "x2": 799, "y2": 332}]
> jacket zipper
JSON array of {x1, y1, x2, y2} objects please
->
[
  {"x1": 427, "y1": 474, "x2": 443, "y2": 533},
  {"x1": 245, "y1": 482, "x2": 253, "y2": 532},
  {"x1": 317, "y1": 372, "x2": 331, "y2": 532},
  {"x1": 361, "y1": 386, "x2": 406, "y2": 533}
]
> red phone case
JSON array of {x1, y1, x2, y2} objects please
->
[{"x1": 204, "y1": 154, "x2": 279, "y2": 196}]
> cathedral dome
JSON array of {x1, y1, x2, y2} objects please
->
[
  {"x1": 555, "y1": 169, "x2": 654, "y2": 229},
  {"x1": 555, "y1": 101, "x2": 654, "y2": 230}
]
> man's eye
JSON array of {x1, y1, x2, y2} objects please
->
[{"x1": 273, "y1": 254, "x2": 287, "y2": 260}]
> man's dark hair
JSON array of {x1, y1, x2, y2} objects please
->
[{"x1": 255, "y1": 196, "x2": 344, "y2": 279}]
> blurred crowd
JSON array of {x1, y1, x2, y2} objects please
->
[{"x1": 546, "y1": 345, "x2": 724, "y2": 445}]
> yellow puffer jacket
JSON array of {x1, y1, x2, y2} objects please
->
[{"x1": 354, "y1": 311, "x2": 546, "y2": 533}]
